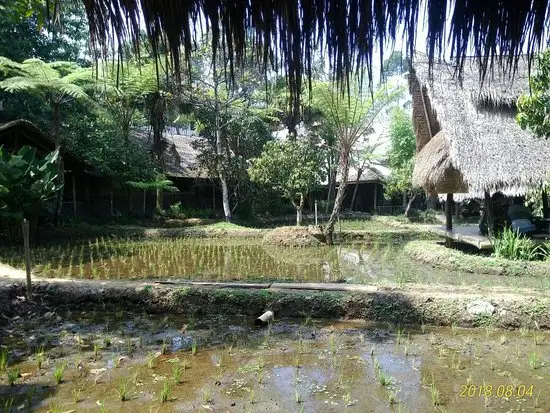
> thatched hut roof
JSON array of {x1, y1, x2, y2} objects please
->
[
  {"x1": 132, "y1": 127, "x2": 208, "y2": 179},
  {"x1": 410, "y1": 54, "x2": 550, "y2": 197},
  {"x1": 82, "y1": 0, "x2": 549, "y2": 116}
]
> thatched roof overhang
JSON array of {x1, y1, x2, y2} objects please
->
[
  {"x1": 411, "y1": 55, "x2": 550, "y2": 197},
  {"x1": 412, "y1": 131, "x2": 467, "y2": 196},
  {"x1": 81, "y1": 0, "x2": 549, "y2": 116}
]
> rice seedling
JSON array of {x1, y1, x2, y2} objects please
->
[
  {"x1": 430, "y1": 384, "x2": 442, "y2": 406},
  {"x1": 533, "y1": 332, "x2": 545, "y2": 345},
  {"x1": 485, "y1": 324, "x2": 496, "y2": 337},
  {"x1": 429, "y1": 333, "x2": 437, "y2": 346},
  {"x1": 257, "y1": 354, "x2": 265, "y2": 369},
  {"x1": 387, "y1": 390, "x2": 398, "y2": 405},
  {"x1": 450, "y1": 352, "x2": 462, "y2": 371},
  {"x1": 47, "y1": 401, "x2": 62, "y2": 413},
  {"x1": 116, "y1": 379, "x2": 132, "y2": 401},
  {"x1": 53, "y1": 362, "x2": 66, "y2": 384},
  {"x1": 396, "y1": 327, "x2": 406, "y2": 345},
  {"x1": 202, "y1": 388, "x2": 213, "y2": 404},
  {"x1": 498, "y1": 334, "x2": 509, "y2": 345},
  {"x1": 6, "y1": 368, "x2": 19, "y2": 385},
  {"x1": 514, "y1": 345, "x2": 521, "y2": 359},
  {"x1": 3, "y1": 398, "x2": 13, "y2": 413},
  {"x1": 328, "y1": 333, "x2": 338, "y2": 355},
  {"x1": 450, "y1": 322, "x2": 458, "y2": 336},
  {"x1": 294, "y1": 388, "x2": 303, "y2": 403},
  {"x1": 72, "y1": 387, "x2": 83, "y2": 403},
  {"x1": 377, "y1": 371, "x2": 393, "y2": 387},
  {"x1": 248, "y1": 388, "x2": 256, "y2": 404},
  {"x1": 0, "y1": 347, "x2": 8, "y2": 371},
  {"x1": 191, "y1": 339, "x2": 198, "y2": 356},
  {"x1": 172, "y1": 365, "x2": 183, "y2": 383},
  {"x1": 534, "y1": 389, "x2": 542, "y2": 409},
  {"x1": 159, "y1": 380, "x2": 172, "y2": 403},
  {"x1": 25, "y1": 384, "x2": 37, "y2": 407},
  {"x1": 420, "y1": 322, "x2": 426, "y2": 334},
  {"x1": 342, "y1": 389, "x2": 354, "y2": 406},
  {"x1": 161, "y1": 338, "x2": 168, "y2": 355},
  {"x1": 257, "y1": 369, "x2": 264, "y2": 385},
  {"x1": 147, "y1": 352, "x2": 157, "y2": 369},
  {"x1": 528, "y1": 351, "x2": 541, "y2": 370},
  {"x1": 93, "y1": 343, "x2": 101, "y2": 360}
]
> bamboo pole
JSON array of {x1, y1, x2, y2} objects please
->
[{"x1": 22, "y1": 219, "x2": 32, "y2": 299}]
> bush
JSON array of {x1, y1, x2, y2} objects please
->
[
  {"x1": 492, "y1": 227, "x2": 547, "y2": 261},
  {"x1": 407, "y1": 208, "x2": 439, "y2": 224}
]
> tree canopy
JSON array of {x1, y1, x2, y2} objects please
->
[
  {"x1": 517, "y1": 50, "x2": 550, "y2": 139},
  {"x1": 248, "y1": 140, "x2": 322, "y2": 225}
]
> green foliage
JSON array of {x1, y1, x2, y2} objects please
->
[
  {"x1": 0, "y1": 145, "x2": 61, "y2": 220},
  {"x1": 382, "y1": 51, "x2": 411, "y2": 78},
  {"x1": 0, "y1": 0, "x2": 89, "y2": 63},
  {"x1": 0, "y1": 58, "x2": 89, "y2": 101},
  {"x1": 126, "y1": 178, "x2": 178, "y2": 192},
  {"x1": 385, "y1": 107, "x2": 421, "y2": 199},
  {"x1": 517, "y1": 50, "x2": 550, "y2": 138},
  {"x1": 248, "y1": 140, "x2": 322, "y2": 210},
  {"x1": 492, "y1": 227, "x2": 546, "y2": 261}
]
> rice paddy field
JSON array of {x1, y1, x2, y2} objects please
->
[
  {"x1": 1, "y1": 311, "x2": 549, "y2": 412},
  {"x1": 1, "y1": 237, "x2": 550, "y2": 291}
]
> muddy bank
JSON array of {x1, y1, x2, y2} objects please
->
[
  {"x1": 1, "y1": 278, "x2": 549, "y2": 329},
  {"x1": 404, "y1": 240, "x2": 550, "y2": 277}
]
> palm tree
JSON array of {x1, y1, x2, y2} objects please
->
[{"x1": 313, "y1": 82, "x2": 402, "y2": 244}]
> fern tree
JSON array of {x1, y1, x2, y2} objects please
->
[
  {"x1": 0, "y1": 57, "x2": 89, "y2": 146},
  {"x1": 82, "y1": 62, "x2": 160, "y2": 143},
  {"x1": 0, "y1": 57, "x2": 89, "y2": 222}
]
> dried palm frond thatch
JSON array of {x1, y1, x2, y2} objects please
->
[
  {"x1": 411, "y1": 53, "x2": 550, "y2": 198},
  {"x1": 80, "y1": 0, "x2": 549, "y2": 111}
]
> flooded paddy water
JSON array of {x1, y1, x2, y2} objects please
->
[
  {"x1": 1, "y1": 236, "x2": 550, "y2": 411},
  {"x1": 1, "y1": 237, "x2": 550, "y2": 291},
  {"x1": 0, "y1": 311, "x2": 549, "y2": 412}
]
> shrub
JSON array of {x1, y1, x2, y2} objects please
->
[{"x1": 492, "y1": 227, "x2": 546, "y2": 261}]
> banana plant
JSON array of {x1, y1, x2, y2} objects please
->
[{"x1": 0, "y1": 145, "x2": 62, "y2": 224}]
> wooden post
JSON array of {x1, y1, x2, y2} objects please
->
[
  {"x1": 373, "y1": 184, "x2": 378, "y2": 213},
  {"x1": 110, "y1": 190, "x2": 114, "y2": 216},
  {"x1": 143, "y1": 189, "x2": 147, "y2": 214},
  {"x1": 72, "y1": 174, "x2": 77, "y2": 215},
  {"x1": 484, "y1": 191, "x2": 493, "y2": 235},
  {"x1": 22, "y1": 219, "x2": 31, "y2": 300},
  {"x1": 445, "y1": 193, "x2": 453, "y2": 230},
  {"x1": 314, "y1": 200, "x2": 318, "y2": 226},
  {"x1": 542, "y1": 189, "x2": 549, "y2": 219}
]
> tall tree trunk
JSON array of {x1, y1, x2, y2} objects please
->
[
  {"x1": 323, "y1": 146, "x2": 350, "y2": 245},
  {"x1": 349, "y1": 168, "x2": 363, "y2": 211},
  {"x1": 156, "y1": 188, "x2": 162, "y2": 211},
  {"x1": 325, "y1": 154, "x2": 337, "y2": 214},
  {"x1": 404, "y1": 193, "x2": 418, "y2": 217},
  {"x1": 213, "y1": 65, "x2": 231, "y2": 222},
  {"x1": 52, "y1": 102, "x2": 64, "y2": 226},
  {"x1": 295, "y1": 193, "x2": 305, "y2": 226}
]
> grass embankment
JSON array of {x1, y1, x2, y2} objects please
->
[
  {"x1": 2, "y1": 279, "x2": 550, "y2": 329},
  {"x1": 404, "y1": 240, "x2": 550, "y2": 277}
]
